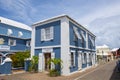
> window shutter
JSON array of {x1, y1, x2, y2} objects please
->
[
  {"x1": 41, "y1": 29, "x2": 45, "y2": 41},
  {"x1": 38, "y1": 53, "x2": 44, "y2": 72},
  {"x1": 73, "y1": 27, "x2": 82, "y2": 39},
  {"x1": 78, "y1": 53, "x2": 82, "y2": 69},
  {"x1": 81, "y1": 31, "x2": 86, "y2": 41},
  {"x1": 51, "y1": 52, "x2": 55, "y2": 69},
  {"x1": 50, "y1": 26, "x2": 54, "y2": 40},
  {"x1": 86, "y1": 53, "x2": 89, "y2": 63},
  {"x1": 89, "y1": 35, "x2": 94, "y2": 46},
  {"x1": 69, "y1": 53, "x2": 71, "y2": 67}
]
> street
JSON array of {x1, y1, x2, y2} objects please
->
[
  {"x1": 75, "y1": 60, "x2": 120, "y2": 80},
  {"x1": 0, "y1": 60, "x2": 120, "y2": 80}
]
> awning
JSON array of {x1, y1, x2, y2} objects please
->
[
  {"x1": 73, "y1": 27, "x2": 82, "y2": 39},
  {"x1": 89, "y1": 35, "x2": 94, "y2": 46},
  {"x1": 81, "y1": 31, "x2": 86, "y2": 41}
]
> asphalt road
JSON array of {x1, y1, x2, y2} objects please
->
[{"x1": 74, "y1": 60, "x2": 120, "y2": 80}]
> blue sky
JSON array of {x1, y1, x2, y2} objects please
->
[{"x1": 0, "y1": 0, "x2": 120, "y2": 48}]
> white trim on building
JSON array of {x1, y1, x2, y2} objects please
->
[{"x1": 0, "y1": 16, "x2": 31, "y2": 31}]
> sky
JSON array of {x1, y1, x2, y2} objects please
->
[{"x1": 0, "y1": 0, "x2": 120, "y2": 49}]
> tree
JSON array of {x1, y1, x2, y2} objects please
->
[{"x1": 10, "y1": 51, "x2": 30, "y2": 68}]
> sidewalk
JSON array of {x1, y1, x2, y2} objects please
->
[{"x1": 0, "y1": 62, "x2": 110, "y2": 80}]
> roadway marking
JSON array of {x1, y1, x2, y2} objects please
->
[{"x1": 74, "y1": 62, "x2": 113, "y2": 80}]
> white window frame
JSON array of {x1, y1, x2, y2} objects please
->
[
  {"x1": 82, "y1": 53, "x2": 86, "y2": 64},
  {"x1": 7, "y1": 29, "x2": 13, "y2": 36},
  {"x1": 41, "y1": 26, "x2": 54, "y2": 41},
  {"x1": 8, "y1": 39, "x2": 16, "y2": 46},
  {"x1": 18, "y1": 31, "x2": 23, "y2": 37},
  {"x1": 81, "y1": 30, "x2": 86, "y2": 41},
  {"x1": 26, "y1": 41, "x2": 31, "y2": 47}
]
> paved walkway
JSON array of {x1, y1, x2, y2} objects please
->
[
  {"x1": 74, "y1": 60, "x2": 120, "y2": 80},
  {"x1": 0, "y1": 60, "x2": 119, "y2": 80}
]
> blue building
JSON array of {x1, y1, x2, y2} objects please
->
[
  {"x1": 0, "y1": 16, "x2": 31, "y2": 64},
  {"x1": 31, "y1": 15, "x2": 96, "y2": 75}
]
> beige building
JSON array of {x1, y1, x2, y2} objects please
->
[{"x1": 96, "y1": 44, "x2": 113, "y2": 62}]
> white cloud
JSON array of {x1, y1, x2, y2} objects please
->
[
  {"x1": 0, "y1": 0, "x2": 34, "y2": 25},
  {"x1": 77, "y1": 2, "x2": 120, "y2": 26},
  {"x1": 89, "y1": 15, "x2": 120, "y2": 48}
]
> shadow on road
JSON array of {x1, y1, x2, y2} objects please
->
[{"x1": 110, "y1": 65, "x2": 120, "y2": 80}]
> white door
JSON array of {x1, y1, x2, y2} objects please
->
[{"x1": 78, "y1": 53, "x2": 82, "y2": 70}]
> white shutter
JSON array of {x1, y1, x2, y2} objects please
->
[
  {"x1": 41, "y1": 29, "x2": 45, "y2": 41},
  {"x1": 73, "y1": 27, "x2": 82, "y2": 39},
  {"x1": 51, "y1": 52, "x2": 55, "y2": 69},
  {"x1": 69, "y1": 53, "x2": 71, "y2": 67},
  {"x1": 50, "y1": 26, "x2": 54, "y2": 40},
  {"x1": 81, "y1": 31, "x2": 86, "y2": 41},
  {"x1": 89, "y1": 35, "x2": 94, "y2": 46},
  {"x1": 78, "y1": 53, "x2": 82, "y2": 69},
  {"x1": 38, "y1": 53, "x2": 44, "y2": 72},
  {"x1": 86, "y1": 53, "x2": 89, "y2": 63}
]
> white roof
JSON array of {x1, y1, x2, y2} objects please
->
[
  {"x1": 0, "y1": 16, "x2": 32, "y2": 31},
  {"x1": 96, "y1": 44, "x2": 109, "y2": 48},
  {"x1": 111, "y1": 48, "x2": 119, "y2": 51}
]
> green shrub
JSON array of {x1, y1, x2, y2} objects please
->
[
  {"x1": 48, "y1": 58, "x2": 62, "y2": 77},
  {"x1": 49, "y1": 69, "x2": 60, "y2": 77},
  {"x1": 10, "y1": 51, "x2": 30, "y2": 68},
  {"x1": 28, "y1": 56, "x2": 39, "y2": 73}
]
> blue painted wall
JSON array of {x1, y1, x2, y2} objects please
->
[
  {"x1": 0, "y1": 61, "x2": 12, "y2": 74},
  {"x1": 35, "y1": 21, "x2": 61, "y2": 47},
  {"x1": 35, "y1": 48, "x2": 61, "y2": 58},
  {"x1": 0, "y1": 35, "x2": 31, "y2": 52},
  {"x1": 69, "y1": 22, "x2": 86, "y2": 48},
  {"x1": 0, "y1": 23, "x2": 31, "y2": 39}
]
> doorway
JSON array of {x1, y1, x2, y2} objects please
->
[{"x1": 44, "y1": 53, "x2": 51, "y2": 71}]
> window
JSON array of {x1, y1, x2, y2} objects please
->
[
  {"x1": 7, "y1": 29, "x2": 13, "y2": 36},
  {"x1": 8, "y1": 39, "x2": 16, "y2": 46},
  {"x1": 41, "y1": 26, "x2": 54, "y2": 41},
  {"x1": 26, "y1": 41, "x2": 31, "y2": 47},
  {"x1": 70, "y1": 52, "x2": 75, "y2": 66},
  {"x1": 18, "y1": 31, "x2": 23, "y2": 37}
]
